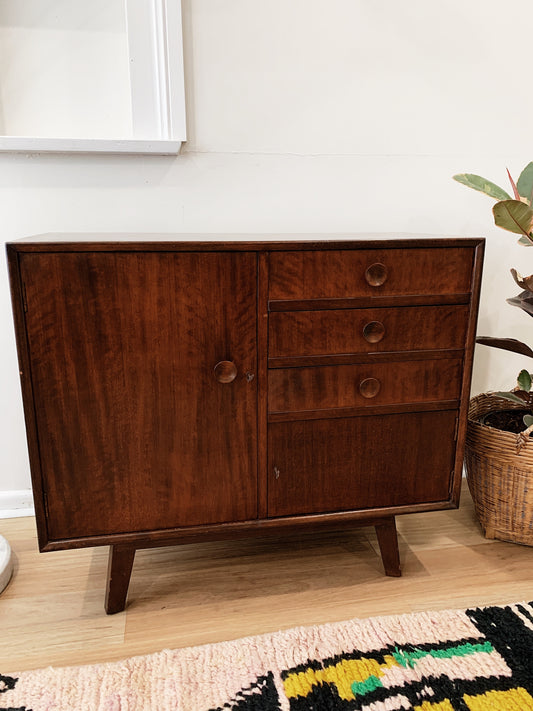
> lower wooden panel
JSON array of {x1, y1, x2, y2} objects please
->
[{"x1": 267, "y1": 411, "x2": 458, "y2": 517}]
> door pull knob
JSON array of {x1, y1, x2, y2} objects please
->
[{"x1": 214, "y1": 361, "x2": 238, "y2": 383}]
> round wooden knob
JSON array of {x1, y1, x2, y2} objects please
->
[
  {"x1": 359, "y1": 377, "x2": 381, "y2": 399},
  {"x1": 362, "y1": 321, "x2": 385, "y2": 344},
  {"x1": 214, "y1": 361, "x2": 238, "y2": 383},
  {"x1": 365, "y1": 263, "x2": 388, "y2": 287}
]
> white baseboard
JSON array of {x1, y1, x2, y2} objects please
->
[{"x1": 0, "y1": 489, "x2": 35, "y2": 519}]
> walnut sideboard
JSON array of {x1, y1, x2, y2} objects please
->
[{"x1": 7, "y1": 235, "x2": 484, "y2": 613}]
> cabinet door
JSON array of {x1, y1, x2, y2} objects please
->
[
  {"x1": 20, "y1": 252, "x2": 258, "y2": 540},
  {"x1": 268, "y1": 412, "x2": 457, "y2": 517}
]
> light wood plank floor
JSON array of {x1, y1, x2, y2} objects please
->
[{"x1": 1, "y1": 486, "x2": 532, "y2": 673}]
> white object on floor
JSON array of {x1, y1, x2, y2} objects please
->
[{"x1": 0, "y1": 535, "x2": 14, "y2": 594}]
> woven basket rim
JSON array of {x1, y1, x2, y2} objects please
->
[
  {"x1": 467, "y1": 391, "x2": 533, "y2": 463},
  {"x1": 469, "y1": 392, "x2": 531, "y2": 421}
]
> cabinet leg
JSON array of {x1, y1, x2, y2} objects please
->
[
  {"x1": 105, "y1": 545, "x2": 136, "y2": 614},
  {"x1": 375, "y1": 517, "x2": 401, "y2": 577}
]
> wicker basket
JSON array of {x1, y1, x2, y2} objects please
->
[{"x1": 465, "y1": 392, "x2": 533, "y2": 546}]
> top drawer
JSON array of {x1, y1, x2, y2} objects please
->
[{"x1": 269, "y1": 247, "x2": 474, "y2": 301}]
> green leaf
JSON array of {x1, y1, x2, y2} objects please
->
[
  {"x1": 518, "y1": 235, "x2": 533, "y2": 246},
  {"x1": 493, "y1": 391, "x2": 530, "y2": 405},
  {"x1": 523, "y1": 414, "x2": 533, "y2": 427},
  {"x1": 453, "y1": 173, "x2": 512, "y2": 201},
  {"x1": 493, "y1": 200, "x2": 533, "y2": 236},
  {"x1": 476, "y1": 337, "x2": 533, "y2": 358},
  {"x1": 517, "y1": 162, "x2": 533, "y2": 204},
  {"x1": 517, "y1": 369, "x2": 532, "y2": 392}
]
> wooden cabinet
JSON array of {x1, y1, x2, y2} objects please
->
[{"x1": 7, "y1": 235, "x2": 484, "y2": 613}]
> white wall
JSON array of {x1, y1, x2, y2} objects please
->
[{"x1": 1, "y1": 0, "x2": 532, "y2": 504}]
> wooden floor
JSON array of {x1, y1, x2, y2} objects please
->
[{"x1": 1, "y1": 486, "x2": 532, "y2": 674}]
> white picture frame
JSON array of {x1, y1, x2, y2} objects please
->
[{"x1": 0, "y1": 0, "x2": 186, "y2": 155}]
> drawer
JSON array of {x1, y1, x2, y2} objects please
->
[
  {"x1": 269, "y1": 248, "x2": 474, "y2": 301},
  {"x1": 267, "y1": 411, "x2": 457, "y2": 517},
  {"x1": 268, "y1": 358, "x2": 462, "y2": 413},
  {"x1": 269, "y1": 305, "x2": 469, "y2": 359}
]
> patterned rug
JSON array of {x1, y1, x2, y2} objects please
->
[{"x1": 3, "y1": 602, "x2": 533, "y2": 710}]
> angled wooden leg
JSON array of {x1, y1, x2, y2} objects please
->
[
  {"x1": 375, "y1": 516, "x2": 401, "y2": 577},
  {"x1": 105, "y1": 545, "x2": 136, "y2": 614}
]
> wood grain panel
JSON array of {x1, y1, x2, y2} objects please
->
[
  {"x1": 268, "y1": 359, "x2": 463, "y2": 413},
  {"x1": 269, "y1": 248, "x2": 474, "y2": 300},
  {"x1": 20, "y1": 252, "x2": 258, "y2": 541},
  {"x1": 267, "y1": 411, "x2": 457, "y2": 517},
  {"x1": 269, "y1": 305, "x2": 469, "y2": 358}
]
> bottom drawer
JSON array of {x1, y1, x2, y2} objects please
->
[{"x1": 267, "y1": 410, "x2": 457, "y2": 517}]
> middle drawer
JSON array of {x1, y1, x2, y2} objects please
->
[
  {"x1": 268, "y1": 358, "x2": 463, "y2": 414},
  {"x1": 268, "y1": 304, "x2": 469, "y2": 358}
]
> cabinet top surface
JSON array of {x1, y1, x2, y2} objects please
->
[{"x1": 7, "y1": 233, "x2": 484, "y2": 252}]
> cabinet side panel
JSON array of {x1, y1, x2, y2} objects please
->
[
  {"x1": 6, "y1": 246, "x2": 49, "y2": 548},
  {"x1": 451, "y1": 240, "x2": 485, "y2": 505},
  {"x1": 20, "y1": 251, "x2": 258, "y2": 540}
]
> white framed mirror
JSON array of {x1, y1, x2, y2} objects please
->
[{"x1": 0, "y1": 0, "x2": 186, "y2": 154}]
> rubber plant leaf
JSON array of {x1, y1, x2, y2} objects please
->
[
  {"x1": 517, "y1": 162, "x2": 533, "y2": 204},
  {"x1": 492, "y1": 391, "x2": 532, "y2": 405},
  {"x1": 507, "y1": 168, "x2": 521, "y2": 200},
  {"x1": 475, "y1": 337, "x2": 533, "y2": 358},
  {"x1": 523, "y1": 414, "x2": 533, "y2": 427},
  {"x1": 507, "y1": 292, "x2": 533, "y2": 317},
  {"x1": 511, "y1": 268, "x2": 533, "y2": 293},
  {"x1": 452, "y1": 173, "x2": 512, "y2": 201},
  {"x1": 518, "y1": 235, "x2": 533, "y2": 246},
  {"x1": 492, "y1": 200, "x2": 533, "y2": 236},
  {"x1": 517, "y1": 369, "x2": 532, "y2": 392}
]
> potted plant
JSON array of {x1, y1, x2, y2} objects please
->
[{"x1": 453, "y1": 163, "x2": 533, "y2": 545}]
